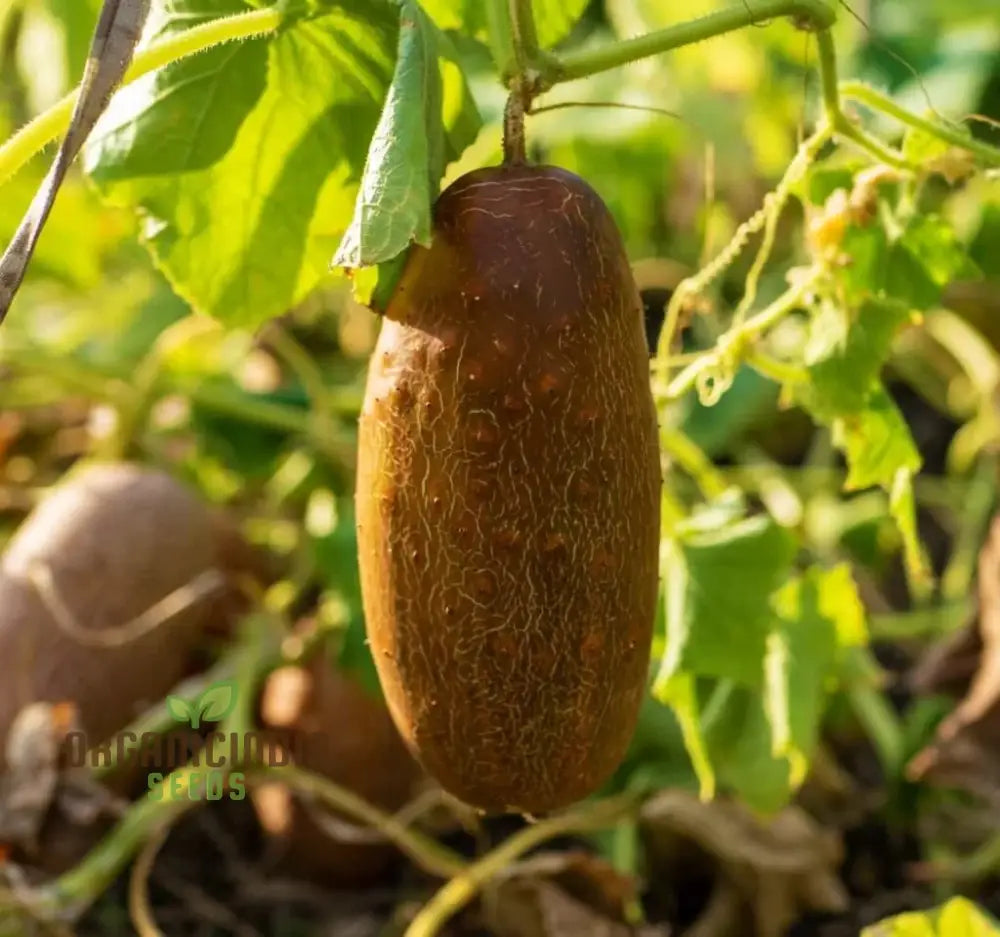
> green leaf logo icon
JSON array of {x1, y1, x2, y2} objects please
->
[
  {"x1": 166, "y1": 695, "x2": 196, "y2": 726},
  {"x1": 166, "y1": 681, "x2": 239, "y2": 729}
]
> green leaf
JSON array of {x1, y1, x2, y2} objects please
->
[
  {"x1": 332, "y1": 2, "x2": 480, "y2": 272},
  {"x1": 798, "y1": 292, "x2": 922, "y2": 492},
  {"x1": 658, "y1": 517, "x2": 796, "y2": 687},
  {"x1": 805, "y1": 298, "x2": 913, "y2": 416},
  {"x1": 85, "y1": 0, "x2": 480, "y2": 326},
  {"x1": 765, "y1": 564, "x2": 866, "y2": 786},
  {"x1": 796, "y1": 293, "x2": 929, "y2": 583},
  {"x1": 196, "y1": 680, "x2": 239, "y2": 725},
  {"x1": 833, "y1": 212, "x2": 977, "y2": 312},
  {"x1": 889, "y1": 468, "x2": 934, "y2": 602},
  {"x1": 885, "y1": 214, "x2": 981, "y2": 311},
  {"x1": 832, "y1": 384, "x2": 922, "y2": 491},
  {"x1": 838, "y1": 224, "x2": 890, "y2": 305},
  {"x1": 863, "y1": 897, "x2": 1000, "y2": 937},
  {"x1": 689, "y1": 564, "x2": 867, "y2": 813},
  {"x1": 657, "y1": 527, "x2": 870, "y2": 813},
  {"x1": 653, "y1": 673, "x2": 715, "y2": 800},
  {"x1": 166, "y1": 695, "x2": 196, "y2": 726},
  {"x1": 620, "y1": 694, "x2": 699, "y2": 794},
  {"x1": 420, "y1": 0, "x2": 589, "y2": 48},
  {"x1": 703, "y1": 684, "x2": 792, "y2": 814}
]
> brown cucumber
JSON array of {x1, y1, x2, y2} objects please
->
[
  {"x1": 256, "y1": 657, "x2": 422, "y2": 885},
  {"x1": 356, "y1": 164, "x2": 661, "y2": 814},
  {"x1": 0, "y1": 462, "x2": 217, "y2": 774}
]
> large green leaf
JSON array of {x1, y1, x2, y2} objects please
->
[
  {"x1": 795, "y1": 282, "x2": 928, "y2": 583},
  {"x1": 704, "y1": 684, "x2": 793, "y2": 814},
  {"x1": 678, "y1": 564, "x2": 867, "y2": 813},
  {"x1": 797, "y1": 297, "x2": 921, "y2": 492},
  {"x1": 815, "y1": 197, "x2": 977, "y2": 314},
  {"x1": 655, "y1": 516, "x2": 869, "y2": 810},
  {"x1": 657, "y1": 516, "x2": 796, "y2": 687},
  {"x1": 765, "y1": 564, "x2": 866, "y2": 785},
  {"x1": 84, "y1": 0, "x2": 480, "y2": 326},
  {"x1": 804, "y1": 298, "x2": 914, "y2": 417},
  {"x1": 885, "y1": 213, "x2": 981, "y2": 311}
]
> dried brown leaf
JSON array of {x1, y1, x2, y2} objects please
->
[{"x1": 640, "y1": 790, "x2": 846, "y2": 937}]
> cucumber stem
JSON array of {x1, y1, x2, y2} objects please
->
[
  {"x1": 503, "y1": 89, "x2": 528, "y2": 164},
  {"x1": 508, "y1": 0, "x2": 541, "y2": 78}
]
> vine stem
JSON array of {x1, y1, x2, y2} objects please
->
[
  {"x1": 21, "y1": 760, "x2": 465, "y2": 923},
  {"x1": 814, "y1": 32, "x2": 910, "y2": 170},
  {"x1": 731, "y1": 125, "x2": 832, "y2": 328},
  {"x1": 248, "y1": 765, "x2": 466, "y2": 879},
  {"x1": 508, "y1": 0, "x2": 541, "y2": 78},
  {"x1": 840, "y1": 80, "x2": 1000, "y2": 167},
  {"x1": 544, "y1": 6, "x2": 917, "y2": 177},
  {"x1": 547, "y1": 0, "x2": 836, "y2": 84},
  {"x1": 653, "y1": 125, "x2": 830, "y2": 387},
  {"x1": 404, "y1": 792, "x2": 642, "y2": 937},
  {"x1": 665, "y1": 271, "x2": 819, "y2": 401},
  {"x1": 0, "y1": 7, "x2": 282, "y2": 186}
]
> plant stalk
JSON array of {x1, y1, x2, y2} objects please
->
[
  {"x1": 508, "y1": 0, "x2": 541, "y2": 77},
  {"x1": 665, "y1": 272, "x2": 819, "y2": 401},
  {"x1": 815, "y1": 32, "x2": 910, "y2": 169},
  {"x1": 840, "y1": 80, "x2": 1000, "y2": 167},
  {"x1": 549, "y1": 0, "x2": 836, "y2": 84},
  {"x1": 404, "y1": 792, "x2": 643, "y2": 937}
]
